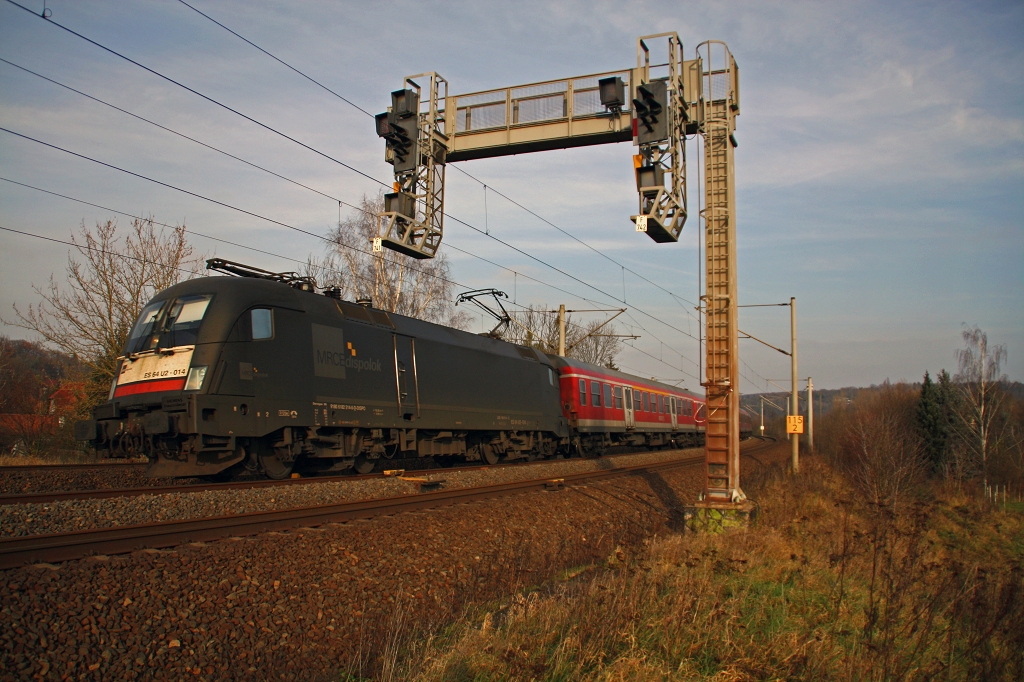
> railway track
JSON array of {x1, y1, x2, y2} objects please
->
[
  {"x1": 0, "y1": 455, "x2": 706, "y2": 569},
  {"x1": 0, "y1": 454, "x2": 712, "y2": 565},
  {"x1": 0, "y1": 461, "x2": 147, "y2": 473},
  {"x1": 0, "y1": 447, "x2": 703, "y2": 505}
]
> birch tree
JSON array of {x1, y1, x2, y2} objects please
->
[
  {"x1": 319, "y1": 192, "x2": 468, "y2": 328},
  {"x1": 950, "y1": 325, "x2": 1008, "y2": 484}
]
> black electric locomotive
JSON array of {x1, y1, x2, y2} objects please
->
[{"x1": 76, "y1": 260, "x2": 739, "y2": 479}]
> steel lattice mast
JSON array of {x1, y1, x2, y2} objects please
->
[{"x1": 698, "y1": 42, "x2": 743, "y2": 501}]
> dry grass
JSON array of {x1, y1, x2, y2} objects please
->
[{"x1": 393, "y1": 460, "x2": 1024, "y2": 681}]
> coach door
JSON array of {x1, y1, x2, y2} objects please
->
[
  {"x1": 624, "y1": 387, "x2": 635, "y2": 429},
  {"x1": 393, "y1": 335, "x2": 419, "y2": 421},
  {"x1": 670, "y1": 397, "x2": 678, "y2": 430}
]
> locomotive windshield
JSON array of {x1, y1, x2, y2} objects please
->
[{"x1": 124, "y1": 294, "x2": 213, "y2": 354}]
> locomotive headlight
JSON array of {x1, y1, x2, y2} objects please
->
[{"x1": 184, "y1": 366, "x2": 208, "y2": 391}]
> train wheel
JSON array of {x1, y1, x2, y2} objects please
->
[
  {"x1": 260, "y1": 451, "x2": 294, "y2": 480},
  {"x1": 353, "y1": 455, "x2": 375, "y2": 474},
  {"x1": 481, "y1": 444, "x2": 500, "y2": 466}
]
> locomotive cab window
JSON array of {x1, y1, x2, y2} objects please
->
[
  {"x1": 591, "y1": 380, "x2": 601, "y2": 406},
  {"x1": 125, "y1": 301, "x2": 163, "y2": 354},
  {"x1": 579, "y1": 379, "x2": 587, "y2": 406},
  {"x1": 125, "y1": 294, "x2": 213, "y2": 353},
  {"x1": 251, "y1": 308, "x2": 274, "y2": 340}
]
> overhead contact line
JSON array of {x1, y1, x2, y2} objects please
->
[
  {"x1": 4, "y1": 2, "x2": 712, "y2": 371},
  {"x1": 173, "y1": 1, "x2": 704, "y2": 325}
]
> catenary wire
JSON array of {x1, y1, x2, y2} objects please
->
[
  {"x1": 0, "y1": 57, "x2": 343, "y2": 206},
  {"x1": 0, "y1": 61, "x2": 608, "y2": 311},
  {"x1": 175, "y1": 0, "x2": 375, "y2": 118},
  {"x1": 0, "y1": 224, "x2": 199, "y2": 278},
  {"x1": 0, "y1": 125, "x2": 707, "y2": 372},
  {"x1": 3, "y1": 4, "x2": 710, "y2": 368},
  {"x1": 172, "y1": 0, "x2": 704, "y2": 321},
  {"x1": 2, "y1": 0, "x2": 390, "y2": 188},
  {"x1": 0, "y1": 0, "x2": 624, "y2": 306}
]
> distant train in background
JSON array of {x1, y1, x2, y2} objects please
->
[{"x1": 76, "y1": 260, "x2": 753, "y2": 479}]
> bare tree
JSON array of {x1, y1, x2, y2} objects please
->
[
  {"x1": 950, "y1": 325, "x2": 1008, "y2": 484},
  {"x1": 0, "y1": 336, "x2": 9, "y2": 401},
  {"x1": 836, "y1": 385, "x2": 928, "y2": 508},
  {"x1": 504, "y1": 305, "x2": 622, "y2": 367},
  {"x1": 320, "y1": 192, "x2": 469, "y2": 329},
  {"x1": 4, "y1": 218, "x2": 204, "y2": 406}
]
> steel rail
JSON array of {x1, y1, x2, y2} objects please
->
[
  {"x1": 0, "y1": 456, "x2": 706, "y2": 570},
  {"x1": 0, "y1": 447, "x2": 706, "y2": 506},
  {"x1": 0, "y1": 462, "x2": 147, "y2": 473}
]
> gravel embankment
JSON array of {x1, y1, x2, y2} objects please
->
[
  {"x1": 0, "y1": 448, "x2": 701, "y2": 538},
  {"x1": 0, "y1": 463, "x2": 708, "y2": 681},
  {"x1": 0, "y1": 465, "x2": 183, "y2": 496}
]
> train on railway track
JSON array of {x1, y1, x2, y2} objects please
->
[{"x1": 75, "y1": 260, "x2": 753, "y2": 479}]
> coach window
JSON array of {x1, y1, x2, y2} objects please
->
[
  {"x1": 579, "y1": 379, "x2": 587, "y2": 406},
  {"x1": 613, "y1": 386, "x2": 623, "y2": 409},
  {"x1": 659, "y1": 395, "x2": 665, "y2": 413},
  {"x1": 643, "y1": 392, "x2": 650, "y2": 412},
  {"x1": 251, "y1": 308, "x2": 274, "y2": 340},
  {"x1": 591, "y1": 380, "x2": 601, "y2": 407},
  {"x1": 604, "y1": 383, "x2": 613, "y2": 409}
]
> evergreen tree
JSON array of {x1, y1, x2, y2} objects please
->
[{"x1": 917, "y1": 370, "x2": 950, "y2": 473}]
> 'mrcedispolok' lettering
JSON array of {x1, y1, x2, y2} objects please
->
[
  {"x1": 315, "y1": 349, "x2": 381, "y2": 373},
  {"x1": 311, "y1": 324, "x2": 382, "y2": 379}
]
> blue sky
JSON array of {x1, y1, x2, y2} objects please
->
[{"x1": 0, "y1": 0, "x2": 1021, "y2": 391}]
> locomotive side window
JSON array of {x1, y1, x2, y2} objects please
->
[
  {"x1": 548, "y1": 367, "x2": 555, "y2": 386},
  {"x1": 613, "y1": 386, "x2": 623, "y2": 409},
  {"x1": 591, "y1": 380, "x2": 601, "y2": 406},
  {"x1": 579, "y1": 379, "x2": 587, "y2": 406},
  {"x1": 251, "y1": 308, "x2": 274, "y2": 340},
  {"x1": 604, "y1": 384, "x2": 613, "y2": 409}
]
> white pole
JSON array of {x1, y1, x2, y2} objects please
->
[
  {"x1": 558, "y1": 304, "x2": 566, "y2": 357},
  {"x1": 791, "y1": 297, "x2": 799, "y2": 473},
  {"x1": 807, "y1": 376, "x2": 814, "y2": 452}
]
